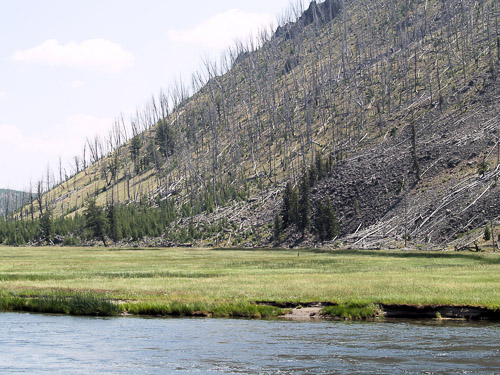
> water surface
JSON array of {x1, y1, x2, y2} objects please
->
[{"x1": 1, "y1": 313, "x2": 499, "y2": 374}]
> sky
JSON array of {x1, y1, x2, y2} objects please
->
[{"x1": 0, "y1": 0, "x2": 294, "y2": 191}]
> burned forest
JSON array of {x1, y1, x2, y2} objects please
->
[{"x1": 2, "y1": 0, "x2": 499, "y2": 249}]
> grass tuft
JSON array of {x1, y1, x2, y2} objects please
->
[{"x1": 321, "y1": 302, "x2": 380, "y2": 320}]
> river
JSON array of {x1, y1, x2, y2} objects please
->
[{"x1": 1, "y1": 312, "x2": 499, "y2": 374}]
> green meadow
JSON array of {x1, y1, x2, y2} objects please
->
[{"x1": 0, "y1": 247, "x2": 499, "y2": 317}]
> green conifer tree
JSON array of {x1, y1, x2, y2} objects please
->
[
  {"x1": 84, "y1": 197, "x2": 108, "y2": 246},
  {"x1": 155, "y1": 119, "x2": 175, "y2": 158},
  {"x1": 39, "y1": 208, "x2": 53, "y2": 244},
  {"x1": 484, "y1": 225, "x2": 492, "y2": 241},
  {"x1": 314, "y1": 197, "x2": 339, "y2": 241},
  {"x1": 309, "y1": 163, "x2": 317, "y2": 187},
  {"x1": 298, "y1": 172, "x2": 311, "y2": 235},
  {"x1": 188, "y1": 220, "x2": 195, "y2": 240},
  {"x1": 107, "y1": 204, "x2": 122, "y2": 243},
  {"x1": 315, "y1": 151, "x2": 325, "y2": 180},
  {"x1": 315, "y1": 202, "x2": 327, "y2": 241},
  {"x1": 273, "y1": 213, "x2": 283, "y2": 243},
  {"x1": 282, "y1": 181, "x2": 293, "y2": 227},
  {"x1": 290, "y1": 188, "x2": 299, "y2": 228}
]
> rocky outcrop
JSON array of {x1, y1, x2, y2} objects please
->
[{"x1": 275, "y1": 0, "x2": 342, "y2": 41}]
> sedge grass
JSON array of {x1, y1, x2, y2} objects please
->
[{"x1": 0, "y1": 291, "x2": 120, "y2": 316}]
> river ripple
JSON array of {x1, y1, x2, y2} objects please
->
[{"x1": 0, "y1": 312, "x2": 499, "y2": 374}]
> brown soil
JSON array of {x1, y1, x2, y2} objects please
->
[{"x1": 283, "y1": 306, "x2": 323, "y2": 320}]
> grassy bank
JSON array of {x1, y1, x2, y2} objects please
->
[
  {"x1": 0, "y1": 247, "x2": 499, "y2": 317},
  {"x1": 0, "y1": 292, "x2": 120, "y2": 316}
]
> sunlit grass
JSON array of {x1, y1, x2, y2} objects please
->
[{"x1": 0, "y1": 247, "x2": 499, "y2": 316}]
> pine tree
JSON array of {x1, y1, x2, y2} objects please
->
[
  {"x1": 84, "y1": 197, "x2": 108, "y2": 246},
  {"x1": 315, "y1": 203, "x2": 327, "y2": 241},
  {"x1": 290, "y1": 188, "x2": 299, "y2": 228},
  {"x1": 484, "y1": 225, "x2": 492, "y2": 241},
  {"x1": 7, "y1": 231, "x2": 17, "y2": 246},
  {"x1": 16, "y1": 231, "x2": 26, "y2": 245},
  {"x1": 107, "y1": 204, "x2": 122, "y2": 243},
  {"x1": 130, "y1": 135, "x2": 142, "y2": 173},
  {"x1": 39, "y1": 208, "x2": 53, "y2": 243},
  {"x1": 155, "y1": 119, "x2": 175, "y2": 158},
  {"x1": 273, "y1": 213, "x2": 283, "y2": 243},
  {"x1": 309, "y1": 162, "x2": 317, "y2": 187},
  {"x1": 314, "y1": 197, "x2": 339, "y2": 241},
  {"x1": 188, "y1": 220, "x2": 195, "y2": 240},
  {"x1": 298, "y1": 172, "x2": 311, "y2": 235},
  {"x1": 315, "y1": 151, "x2": 325, "y2": 180},
  {"x1": 282, "y1": 181, "x2": 293, "y2": 227}
]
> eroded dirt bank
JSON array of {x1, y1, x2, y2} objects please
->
[{"x1": 257, "y1": 301, "x2": 500, "y2": 321}]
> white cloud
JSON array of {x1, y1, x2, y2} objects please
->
[
  {"x1": 0, "y1": 114, "x2": 113, "y2": 187},
  {"x1": 1, "y1": 115, "x2": 112, "y2": 157},
  {"x1": 167, "y1": 9, "x2": 274, "y2": 49},
  {"x1": 0, "y1": 91, "x2": 8, "y2": 101},
  {"x1": 11, "y1": 39, "x2": 135, "y2": 73},
  {"x1": 71, "y1": 80, "x2": 86, "y2": 87}
]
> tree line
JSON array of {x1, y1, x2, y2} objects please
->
[{"x1": 0, "y1": 196, "x2": 229, "y2": 246}]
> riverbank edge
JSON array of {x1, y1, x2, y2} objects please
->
[
  {"x1": 1, "y1": 295, "x2": 499, "y2": 321},
  {"x1": 269, "y1": 302, "x2": 500, "y2": 321}
]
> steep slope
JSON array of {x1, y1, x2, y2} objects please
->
[
  {"x1": 313, "y1": 71, "x2": 500, "y2": 248},
  {"x1": 10, "y1": 0, "x2": 500, "y2": 247}
]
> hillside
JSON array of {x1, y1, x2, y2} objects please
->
[
  {"x1": 5, "y1": 0, "x2": 500, "y2": 248},
  {"x1": 0, "y1": 189, "x2": 28, "y2": 217}
]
